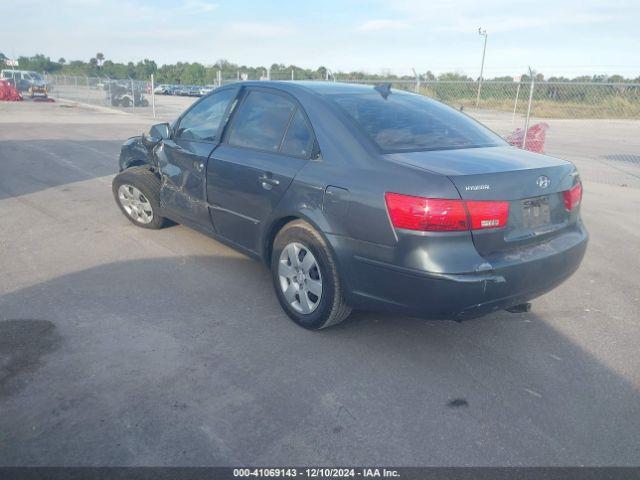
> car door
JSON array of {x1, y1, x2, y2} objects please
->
[
  {"x1": 156, "y1": 87, "x2": 239, "y2": 227},
  {"x1": 207, "y1": 88, "x2": 316, "y2": 252}
]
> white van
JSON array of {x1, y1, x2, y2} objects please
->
[{"x1": 0, "y1": 69, "x2": 48, "y2": 97}]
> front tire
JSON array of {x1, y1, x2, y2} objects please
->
[
  {"x1": 271, "y1": 220, "x2": 351, "y2": 330},
  {"x1": 112, "y1": 167, "x2": 167, "y2": 229}
]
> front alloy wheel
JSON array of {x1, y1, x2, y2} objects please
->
[
  {"x1": 118, "y1": 184, "x2": 153, "y2": 224},
  {"x1": 112, "y1": 166, "x2": 167, "y2": 230}
]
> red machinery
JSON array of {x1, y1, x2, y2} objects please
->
[
  {"x1": 0, "y1": 80, "x2": 23, "y2": 101},
  {"x1": 505, "y1": 122, "x2": 549, "y2": 153}
]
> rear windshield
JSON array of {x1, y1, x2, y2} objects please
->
[{"x1": 329, "y1": 91, "x2": 506, "y2": 152}]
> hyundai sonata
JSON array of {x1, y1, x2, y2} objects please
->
[{"x1": 113, "y1": 82, "x2": 588, "y2": 329}]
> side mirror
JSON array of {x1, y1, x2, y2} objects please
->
[{"x1": 142, "y1": 122, "x2": 171, "y2": 148}]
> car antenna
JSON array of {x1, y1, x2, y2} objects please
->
[{"x1": 374, "y1": 83, "x2": 392, "y2": 99}]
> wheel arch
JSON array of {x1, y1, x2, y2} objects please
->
[
  {"x1": 122, "y1": 157, "x2": 148, "y2": 170},
  {"x1": 261, "y1": 211, "x2": 339, "y2": 270}
]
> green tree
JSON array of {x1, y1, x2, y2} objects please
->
[{"x1": 438, "y1": 72, "x2": 472, "y2": 81}]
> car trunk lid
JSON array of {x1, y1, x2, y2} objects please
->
[{"x1": 386, "y1": 146, "x2": 580, "y2": 255}]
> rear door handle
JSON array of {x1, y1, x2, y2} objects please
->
[{"x1": 259, "y1": 175, "x2": 280, "y2": 190}]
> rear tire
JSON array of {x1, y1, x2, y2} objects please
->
[
  {"x1": 112, "y1": 167, "x2": 167, "y2": 229},
  {"x1": 271, "y1": 220, "x2": 351, "y2": 330}
]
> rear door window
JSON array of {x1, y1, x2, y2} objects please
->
[
  {"x1": 227, "y1": 90, "x2": 296, "y2": 152},
  {"x1": 281, "y1": 109, "x2": 314, "y2": 158}
]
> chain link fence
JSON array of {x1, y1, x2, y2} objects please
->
[
  {"x1": 46, "y1": 73, "x2": 640, "y2": 188},
  {"x1": 48, "y1": 75, "x2": 151, "y2": 112},
  {"x1": 47, "y1": 73, "x2": 640, "y2": 120}
]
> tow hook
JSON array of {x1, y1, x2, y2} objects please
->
[{"x1": 505, "y1": 302, "x2": 532, "y2": 313}]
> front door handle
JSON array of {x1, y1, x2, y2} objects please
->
[
  {"x1": 193, "y1": 160, "x2": 205, "y2": 173},
  {"x1": 259, "y1": 175, "x2": 280, "y2": 190}
]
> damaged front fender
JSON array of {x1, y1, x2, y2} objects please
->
[{"x1": 118, "y1": 136, "x2": 155, "y2": 171}]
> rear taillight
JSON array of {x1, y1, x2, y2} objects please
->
[
  {"x1": 384, "y1": 193, "x2": 509, "y2": 232},
  {"x1": 563, "y1": 182, "x2": 582, "y2": 211},
  {"x1": 384, "y1": 193, "x2": 468, "y2": 231},
  {"x1": 465, "y1": 201, "x2": 510, "y2": 230}
]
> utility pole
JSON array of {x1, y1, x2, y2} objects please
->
[
  {"x1": 475, "y1": 27, "x2": 488, "y2": 108},
  {"x1": 150, "y1": 73, "x2": 156, "y2": 118},
  {"x1": 522, "y1": 66, "x2": 535, "y2": 150}
]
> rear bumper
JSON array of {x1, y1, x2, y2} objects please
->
[
  {"x1": 336, "y1": 223, "x2": 588, "y2": 320},
  {"x1": 30, "y1": 86, "x2": 47, "y2": 91}
]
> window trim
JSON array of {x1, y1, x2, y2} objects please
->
[
  {"x1": 173, "y1": 86, "x2": 241, "y2": 144},
  {"x1": 222, "y1": 86, "x2": 317, "y2": 160}
]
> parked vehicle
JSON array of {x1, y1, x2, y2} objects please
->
[
  {"x1": 0, "y1": 69, "x2": 48, "y2": 97},
  {"x1": 200, "y1": 84, "x2": 216, "y2": 96},
  {"x1": 175, "y1": 85, "x2": 201, "y2": 97},
  {"x1": 109, "y1": 83, "x2": 149, "y2": 107},
  {"x1": 154, "y1": 84, "x2": 173, "y2": 95},
  {"x1": 174, "y1": 85, "x2": 188, "y2": 96},
  {"x1": 188, "y1": 85, "x2": 203, "y2": 97},
  {"x1": 113, "y1": 82, "x2": 588, "y2": 329}
]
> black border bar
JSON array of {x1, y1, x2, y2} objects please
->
[{"x1": 0, "y1": 468, "x2": 639, "y2": 480}]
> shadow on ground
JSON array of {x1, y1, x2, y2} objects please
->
[
  {"x1": 0, "y1": 139, "x2": 121, "y2": 199},
  {"x1": 0, "y1": 255, "x2": 638, "y2": 466}
]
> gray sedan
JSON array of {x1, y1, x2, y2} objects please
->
[{"x1": 113, "y1": 82, "x2": 588, "y2": 329}]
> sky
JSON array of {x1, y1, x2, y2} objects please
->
[{"x1": 2, "y1": 0, "x2": 639, "y2": 78}]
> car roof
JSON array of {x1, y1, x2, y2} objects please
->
[{"x1": 225, "y1": 80, "x2": 386, "y2": 96}]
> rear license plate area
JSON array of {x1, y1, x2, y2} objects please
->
[{"x1": 522, "y1": 196, "x2": 551, "y2": 229}]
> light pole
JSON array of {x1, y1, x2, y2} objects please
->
[{"x1": 475, "y1": 27, "x2": 488, "y2": 108}]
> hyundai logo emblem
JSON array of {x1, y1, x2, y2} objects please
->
[{"x1": 536, "y1": 175, "x2": 551, "y2": 189}]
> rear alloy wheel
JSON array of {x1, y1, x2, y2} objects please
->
[
  {"x1": 271, "y1": 220, "x2": 351, "y2": 330},
  {"x1": 112, "y1": 167, "x2": 167, "y2": 229},
  {"x1": 278, "y1": 242, "x2": 323, "y2": 314}
]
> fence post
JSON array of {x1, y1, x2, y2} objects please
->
[
  {"x1": 291, "y1": 68, "x2": 294, "y2": 81},
  {"x1": 108, "y1": 79, "x2": 112, "y2": 107},
  {"x1": 512, "y1": 81, "x2": 521, "y2": 123},
  {"x1": 412, "y1": 68, "x2": 420, "y2": 94},
  {"x1": 475, "y1": 30, "x2": 488, "y2": 107},
  {"x1": 150, "y1": 74, "x2": 156, "y2": 118},
  {"x1": 217, "y1": 70, "x2": 222, "y2": 87},
  {"x1": 131, "y1": 78, "x2": 135, "y2": 113},
  {"x1": 522, "y1": 68, "x2": 535, "y2": 150}
]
